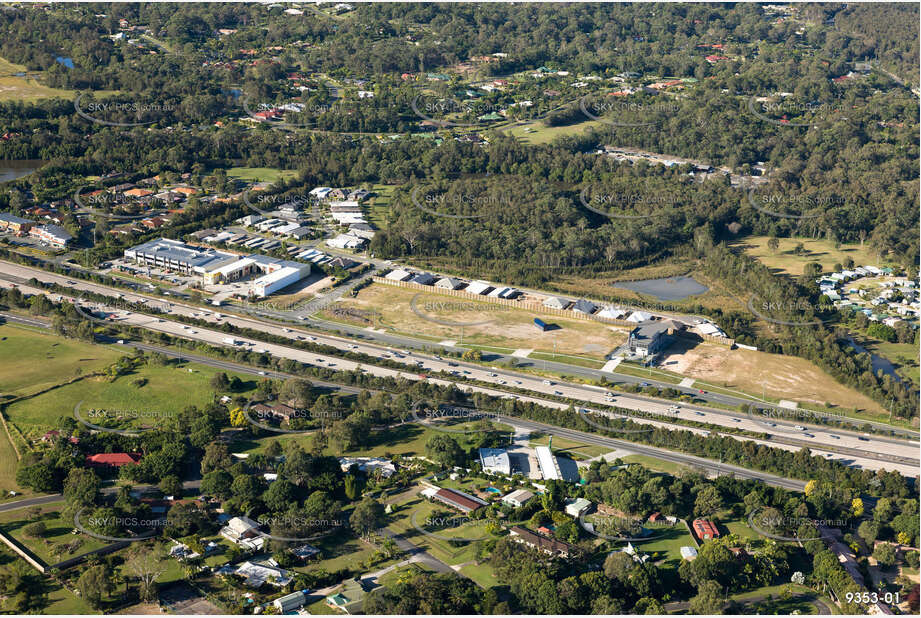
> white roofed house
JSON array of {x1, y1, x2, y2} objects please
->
[
  {"x1": 502, "y1": 489, "x2": 535, "y2": 507},
  {"x1": 597, "y1": 306, "x2": 627, "y2": 320},
  {"x1": 543, "y1": 296, "x2": 571, "y2": 310},
  {"x1": 436, "y1": 277, "x2": 465, "y2": 290},
  {"x1": 385, "y1": 269, "x2": 414, "y2": 282},
  {"x1": 465, "y1": 280, "x2": 494, "y2": 295},
  {"x1": 626, "y1": 310, "x2": 653, "y2": 323},
  {"x1": 220, "y1": 515, "x2": 265, "y2": 550}
]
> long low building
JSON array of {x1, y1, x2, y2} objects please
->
[
  {"x1": 125, "y1": 238, "x2": 237, "y2": 275},
  {"x1": 422, "y1": 486, "x2": 487, "y2": 513}
]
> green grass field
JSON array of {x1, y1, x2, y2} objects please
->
[
  {"x1": 505, "y1": 118, "x2": 606, "y2": 144},
  {"x1": 385, "y1": 496, "x2": 490, "y2": 566},
  {"x1": 528, "y1": 434, "x2": 612, "y2": 459},
  {"x1": 0, "y1": 323, "x2": 122, "y2": 398},
  {"x1": 621, "y1": 454, "x2": 689, "y2": 476},
  {"x1": 731, "y1": 235, "x2": 896, "y2": 277},
  {"x1": 0, "y1": 56, "x2": 76, "y2": 103},
  {"x1": 0, "y1": 503, "x2": 108, "y2": 566},
  {"x1": 225, "y1": 167, "x2": 300, "y2": 185},
  {"x1": 5, "y1": 360, "x2": 256, "y2": 441}
]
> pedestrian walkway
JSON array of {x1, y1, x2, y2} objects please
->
[
  {"x1": 601, "y1": 358, "x2": 622, "y2": 372},
  {"x1": 512, "y1": 348, "x2": 533, "y2": 358},
  {"x1": 679, "y1": 377, "x2": 695, "y2": 388}
]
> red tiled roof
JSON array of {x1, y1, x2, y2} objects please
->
[
  {"x1": 692, "y1": 518, "x2": 720, "y2": 539},
  {"x1": 433, "y1": 488, "x2": 487, "y2": 513},
  {"x1": 86, "y1": 452, "x2": 141, "y2": 466}
]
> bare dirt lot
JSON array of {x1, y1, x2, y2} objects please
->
[
  {"x1": 326, "y1": 283, "x2": 629, "y2": 360},
  {"x1": 661, "y1": 339, "x2": 887, "y2": 414}
]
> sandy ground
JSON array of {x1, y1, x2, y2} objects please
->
[{"x1": 660, "y1": 339, "x2": 886, "y2": 413}]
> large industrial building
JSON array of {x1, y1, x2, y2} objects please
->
[{"x1": 124, "y1": 238, "x2": 309, "y2": 298}]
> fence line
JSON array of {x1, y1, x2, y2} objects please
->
[{"x1": 373, "y1": 277, "x2": 735, "y2": 347}]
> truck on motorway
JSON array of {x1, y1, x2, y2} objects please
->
[{"x1": 223, "y1": 337, "x2": 239, "y2": 345}]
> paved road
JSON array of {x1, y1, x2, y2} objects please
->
[
  {"x1": 2, "y1": 292, "x2": 917, "y2": 477},
  {"x1": 2, "y1": 312, "x2": 835, "y2": 491},
  {"x1": 0, "y1": 493, "x2": 63, "y2": 512},
  {"x1": 1, "y1": 261, "x2": 917, "y2": 474},
  {"x1": 3, "y1": 261, "x2": 915, "y2": 456}
]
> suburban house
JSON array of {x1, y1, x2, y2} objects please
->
[
  {"x1": 692, "y1": 518, "x2": 720, "y2": 541},
  {"x1": 411, "y1": 273, "x2": 436, "y2": 286},
  {"x1": 479, "y1": 447, "x2": 511, "y2": 475},
  {"x1": 385, "y1": 269, "x2": 413, "y2": 282},
  {"x1": 422, "y1": 487, "x2": 488, "y2": 514},
  {"x1": 628, "y1": 320, "x2": 680, "y2": 358},
  {"x1": 85, "y1": 452, "x2": 141, "y2": 467},
  {"x1": 543, "y1": 296, "x2": 571, "y2": 310},
  {"x1": 509, "y1": 526, "x2": 577, "y2": 558},
  {"x1": 250, "y1": 402, "x2": 297, "y2": 421},
  {"x1": 220, "y1": 515, "x2": 266, "y2": 550},
  {"x1": 465, "y1": 280, "x2": 493, "y2": 295},
  {"x1": 502, "y1": 489, "x2": 534, "y2": 507},
  {"x1": 231, "y1": 560, "x2": 292, "y2": 587},
  {"x1": 564, "y1": 497, "x2": 592, "y2": 518},
  {"x1": 571, "y1": 299, "x2": 597, "y2": 315},
  {"x1": 436, "y1": 277, "x2": 465, "y2": 290},
  {"x1": 273, "y1": 590, "x2": 307, "y2": 613},
  {"x1": 291, "y1": 544, "x2": 321, "y2": 561},
  {"x1": 339, "y1": 456, "x2": 396, "y2": 478}
]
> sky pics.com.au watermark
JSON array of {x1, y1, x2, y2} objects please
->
[
  {"x1": 746, "y1": 96, "x2": 842, "y2": 129},
  {"x1": 243, "y1": 399, "x2": 344, "y2": 434},
  {"x1": 746, "y1": 295, "x2": 836, "y2": 328},
  {"x1": 747, "y1": 508, "x2": 848, "y2": 543},
  {"x1": 74, "y1": 94, "x2": 180, "y2": 127},
  {"x1": 411, "y1": 95, "x2": 506, "y2": 128},
  {"x1": 409, "y1": 400, "x2": 502, "y2": 434},
  {"x1": 253, "y1": 513, "x2": 345, "y2": 542},
  {"x1": 409, "y1": 186, "x2": 512, "y2": 220},
  {"x1": 579, "y1": 186, "x2": 680, "y2": 220},
  {"x1": 409, "y1": 292, "x2": 511, "y2": 328},
  {"x1": 242, "y1": 191, "x2": 312, "y2": 218},
  {"x1": 747, "y1": 406, "x2": 850, "y2": 434},
  {"x1": 411, "y1": 510, "x2": 490, "y2": 543},
  {"x1": 74, "y1": 508, "x2": 171, "y2": 542},
  {"x1": 578, "y1": 511, "x2": 675, "y2": 542},
  {"x1": 73, "y1": 401, "x2": 173, "y2": 436},
  {"x1": 746, "y1": 189, "x2": 846, "y2": 220},
  {"x1": 580, "y1": 96, "x2": 685, "y2": 128}
]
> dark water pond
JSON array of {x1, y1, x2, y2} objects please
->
[{"x1": 613, "y1": 276, "x2": 709, "y2": 301}]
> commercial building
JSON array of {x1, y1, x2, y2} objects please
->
[
  {"x1": 251, "y1": 260, "x2": 310, "y2": 298},
  {"x1": 125, "y1": 238, "x2": 237, "y2": 275},
  {"x1": 29, "y1": 224, "x2": 72, "y2": 247},
  {"x1": 535, "y1": 446, "x2": 580, "y2": 482},
  {"x1": 479, "y1": 447, "x2": 511, "y2": 475},
  {"x1": 0, "y1": 212, "x2": 34, "y2": 232},
  {"x1": 422, "y1": 487, "x2": 487, "y2": 514}
]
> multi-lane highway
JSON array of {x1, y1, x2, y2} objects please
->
[
  {"x1": 0, "y1": 311, "x2": 813, "y2": 491},
  {"x1": 1, "y1": 260, "x2": 917, "y2": 475}
]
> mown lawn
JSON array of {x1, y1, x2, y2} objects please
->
[{"x1": 0, "y1": 323, "x2": 121, "y2": 398}]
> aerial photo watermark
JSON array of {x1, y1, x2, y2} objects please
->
[
  {"x1": 242, "y1": 398, "x2": 343, "y2": 434},
  {"x1": 411, "y1": 510, "x2": 491, "y2": 543},
  {"x1": 409, "y1": 400, "x2": 503, "y2": 435},
  {"x1": 579, "y1": 95, "x2": 681, "y2": 128},
  {"x1": 74, "y1": 93, "x2": 179, "y2": 127},
  {"x1": 579, "y1": 186, "x2": 680, "y2": 220}
]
